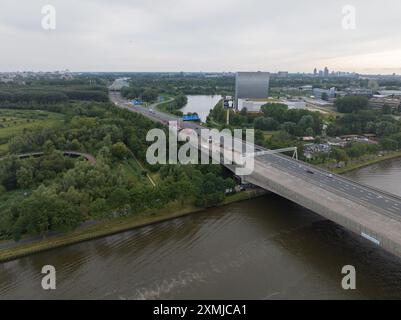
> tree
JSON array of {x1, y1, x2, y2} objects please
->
[
  {"x1": 108, "y1": 187, "x2": 130, "y2": 213},
  {"x1": 0, "y1": 157, "x2": 19, "y2": 190},
  {"x1": 254, "y1": 117, "x2": 278, "y2": 131},
  {"x1": 305, "y1": 127, "x2": 314, "y2": 137},
  {"x1": 298, "y1": 115, "x2": 315, "y2": 129},
  {"x1": 381, "y1": 138, "x2": 398, "y2": 151},
  {"x1": 44, "y1": 140, "x2": 55, "y2": 154},
  {"x1": 334, "y1": 96, "x2": 368, "y2": 113},
  {"x1": 331, "y1": 147, "x2": 349, "y2": 162},
  {"x1": 141, "y1": 89, "x2": 159, "y2": 102},
  {"x1": 13, "y1": 186, "x2": 82, "y2": 238},
  {"x1": 261, "y1": 103, "x2": 288, "y2": 122},
  {"x1": 90, "y1": 198, "x2": 109, "y2": 219},
  {"x1": 254, "y1": 117, "x2": 266, "y2": 130},
  {"x1": 70, "y1": 139, "x2": 81, "y2": 151},
  {"x1": 346, "y1": 143, "x2": 368, "y2": 158},
  {"x1": 16, "y1": 165, "x2": 34, "y2": 189},
  {"x1": 194, "y1": 172, "x2": 227, "y2": 208},
  {"x1": 0, "y1": 184, "x2": 6, "y2": 196},
  {"x1": 375, "y1": 121, "x2": 398, "y2": 137},
  {"x1": 111, "y1": 142, "x2": 130, "y2": 160},
  {"x1": 281, "y1": 122, "x2": 297, "y2": 135},
  {"x1": 175, "y1": 177, "x2": 195, "y2": 205}
]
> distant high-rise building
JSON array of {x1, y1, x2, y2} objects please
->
[
  {"x1": 324, "y1": 67, "x2": 329, "y2": 78},
  {"x1": 235, "y1": 72, "x2": 270, "y2": 109},
  {"x1": 313, "y1": 68, "x2": 318, "y2": 76}
]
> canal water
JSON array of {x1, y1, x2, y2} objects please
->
[
  {"x1": 180, "y1": 95, "x2": 222, "y2": 122},
  {"x1": 1, "y1": 159, "x2": 401, "y2": 299}
]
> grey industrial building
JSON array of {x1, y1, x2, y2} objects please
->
[{"x1": 235, "y1": 72, "x2": 270, "y2": 109}]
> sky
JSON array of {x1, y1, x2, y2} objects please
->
[{"x1": 1, "y1": 0, "x2": 401, "y2": 74}]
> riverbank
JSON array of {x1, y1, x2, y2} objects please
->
[
  {"x1": 329, "y1": 151, "x2": 401, "y2": 174},
  {"x1": 0, "y1": 189, "x2": 266, "y2": 263},
  {"x1": 2, "y1": 150, "x2": 401, "y2": 263}
]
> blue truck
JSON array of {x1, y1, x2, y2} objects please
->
[
  {"x1": 132, "y1": 99, "x2": 144, "y2": 106},
  {"x1": 182, "y1": 114, "x2": 200, "y2": 122}
]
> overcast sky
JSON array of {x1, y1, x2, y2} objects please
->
[{"x1": 1, "y1": 0, "x2": 401, "y2": 73}]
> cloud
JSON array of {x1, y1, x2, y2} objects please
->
[{"x1": 0, "y1": 0, "x2": 400, "y2": 73}]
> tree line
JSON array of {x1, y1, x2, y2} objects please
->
[{"x1": 0, "y1": 96, "x2": 236, "y2": 240}]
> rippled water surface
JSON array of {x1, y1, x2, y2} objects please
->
[
  {"x1": 180, "y1": 95, "x2": 221, "y2": 122},
  {"x1": 1, "y1": 159, "x2": 401, "y2": 299}
]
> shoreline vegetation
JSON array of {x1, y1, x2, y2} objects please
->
[
  {"x1": 0, "y1": 189, "x2": 266, "y2": 263},
  {"x1": 0, "y1": 79, "x2": 401, "y2": 263},
  {"x1": 329, "y1": 150, "x2": 401, "y2": 174},
  {"x1": 1, "y1": 151, "x2": 400, "y2": 263},
  {"x1": 2, "y1": 94, "x2": 401, "y2": 263}
]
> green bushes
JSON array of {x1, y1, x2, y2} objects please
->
[
  {"x1": 334, "y1": 96, "x2": 369, "y2": 113},
  {"x1": 0, "y1": 98, "x2": 235, "y2": 240}
]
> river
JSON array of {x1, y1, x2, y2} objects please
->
[
  {"x1": 180, "y1": 95, "x2": 222, "y2": 122},
  {"x1": 1, "y1": 158, "x2": 401, "y2": 299}
]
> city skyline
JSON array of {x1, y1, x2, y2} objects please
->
[{"x1": 1, "y1": 0, "x2": 401, "y2": 74}]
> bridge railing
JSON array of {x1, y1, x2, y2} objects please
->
[
  {"x1": 275, "y1": 152, "x2": 401, "y2": 203},
  {"x1": 243, "y1": 141, "x2": 401, "y2": 203}
]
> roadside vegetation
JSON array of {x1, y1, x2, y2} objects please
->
[
  {"x1": 207, "y1": 96, "x2": 401, "y2": 169},
  {"x1": 2, "y1": 74, "x2": 401, "y2": 257},
  {"x1": 120, "y1": 74, "x2": 234, "y2": 98},
  {"x1": 0, "y1": 80, "x2": 236, "y2": 243},
  {"x1": 119, "y1": 74, "x2": 401, "y2": 173},
  {"x1": 0, "y1": 109, "x2": 64, "y2": 156},
  {"x1": 120, "y1": 74, "x2": 233, "y2": 116},
  {"x1": 156, "y1": 94, "x2": 188, "y2": 116}
]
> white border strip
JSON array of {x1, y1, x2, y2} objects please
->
[{"x1": 361, "y1": 232, "x2": 381, "y2": 245}]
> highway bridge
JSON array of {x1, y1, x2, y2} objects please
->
[{"x1": 110, "y1": 92, "x2": 401, "y2": 259}]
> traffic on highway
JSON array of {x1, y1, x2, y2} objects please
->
[{"x1": 110, "y1": 92, "x2": 401, "y2": 220}]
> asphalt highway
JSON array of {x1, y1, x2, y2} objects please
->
[{"x1": 109, "y1": 92, "x2": 401, "y2": 219}]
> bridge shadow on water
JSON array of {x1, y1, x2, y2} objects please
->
[{"x1": 256, "y1": 193, "x2": 401, "y2": 299}]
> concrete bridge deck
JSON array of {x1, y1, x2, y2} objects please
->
[{"x1": 110, "y1": 92, "x2": 401, "y2": 259}]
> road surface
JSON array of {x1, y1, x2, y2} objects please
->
[{"x1": 110, "y1": 91, "x2": 401, "y2": 221}]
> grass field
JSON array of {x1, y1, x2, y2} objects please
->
[
  {"x1": 119, "y1": 158, "x2": 149, "y2": 184},
  {"x1": 0, "y1": 109, "x2": 64, "y2": 155},
  {"x1": 262, "y1": 130, "x2": 279, "y2": 139}
]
